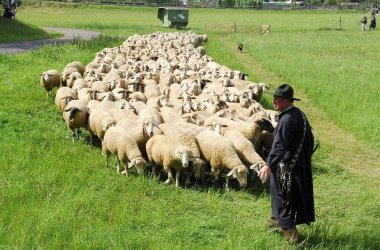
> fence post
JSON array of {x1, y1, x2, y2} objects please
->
[{"x1": 234, "y1": 21, "x2": 236, "y2": 33}]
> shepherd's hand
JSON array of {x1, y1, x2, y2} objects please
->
[{"x1": 259, "y1": 165, "x2": 272, "y2": 183}]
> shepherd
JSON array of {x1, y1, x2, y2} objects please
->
[{"x1": 258, "y1": 83, "x2": 315, "y2": 244}]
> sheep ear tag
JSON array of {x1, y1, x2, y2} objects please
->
[{"x1": 227, "y1": 167, "x2": 237, "y2": 177}]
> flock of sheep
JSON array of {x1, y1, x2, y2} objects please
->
[{"x1": 39, "y1": 31, "x2": 278, "y2": 190}]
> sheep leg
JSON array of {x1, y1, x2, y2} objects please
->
[
  {"x1": 225, "y1": 176, "x2": 230, "y2": 191},
  {"x1": 89, "y1": 131, "x2": 94, "y2": 145},
  {"x1": 175, "y1": 169, "x2": 181, "y2": 188},
  {"x1": 105, "y1": 154, "x2": 109, "y2": 167},
  {"x1": 211, "y1": 168, "x2": 220, "y2": 183},
  {"x1": 116, "y1": 158, "x2": 121, "y2": 173},
  {"x1": 165, "y1": 168, "x2": 174, "y2": 185},
  {"x1": 121, "y1": 164, "x2": 129, "y2": 176},
  {"x1": 185, "y1": 169, "x2": 191, "y2": 186},
  {"x1": 70, "y1": 128, "x2": 76, "y2": 143},
  {"x1": 151, "y1": 164, "x2": 157, "y2": 177},
  {"x1": 77, "y1": 128, "x2": 81, "y2": 141}
]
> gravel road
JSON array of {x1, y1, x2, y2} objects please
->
[{"x1": 0, "y1": 27, "x2": 101, "y2": 54}]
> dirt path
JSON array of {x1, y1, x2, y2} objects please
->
[
  {"x1": 0, "y1": 27, "x2": 101, "y2": 54},
  {"x1": 222, "y1": 35, "x2": 380, "y2": 193}
]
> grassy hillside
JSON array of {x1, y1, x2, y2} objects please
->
[{"x1": 1, "y1": 5, "x2": 379, "y2": 249}]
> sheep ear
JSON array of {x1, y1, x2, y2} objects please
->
[
  {"x1": 176, "y1": 148, "x2": 183, "y2": 155},
  {"x1": 128, "y1": 159, "x2": 137, "y2": 169},
  {"x1": 250, "y1": 163, "x2": 260, "y2": 173},
  {"x1": 63, "y1": 107, "x2": 72, "y2": 112},
  {"x1": 227, "y1": 167, "x2": 237, "y2": 177}
]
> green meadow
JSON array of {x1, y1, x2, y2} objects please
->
[{"x1": 0, "y1": 4, "x2": 379, "y2": 249}]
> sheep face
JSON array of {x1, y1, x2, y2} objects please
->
[
  {"x1": 227, "y1": 165, "x2": 248, "y2": 188},
  {"x1": 181, "y1": 101, "x2": 192, "y2": 114},
  {"x1": 158, "y1": 96, "x2": 169, "y2": 107},
  {"x1": 143, "y1": 120, "x2": 157, "y2": 137},
  {"x1": 176, "y1": 147, "x2": 192, "y2": 168}
]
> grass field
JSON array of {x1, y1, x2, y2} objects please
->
[{"x1": 1, "y1": 4, "x2": 380, "y2": 249}]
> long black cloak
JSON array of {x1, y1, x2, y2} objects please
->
[{"x1": 266, "y1": 106, "x2": 315, "y2": 229}]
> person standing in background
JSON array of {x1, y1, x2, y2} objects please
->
[
  {"x1": 370, "y1": 15, "x2": 376, "y2": 30},
  {"x1": 361, "y1": 15, "x2": 368, "y2": 31}
]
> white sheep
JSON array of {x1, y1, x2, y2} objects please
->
[
  {"x1": 158, "y1": 122, "x2": 206, "y2": 182},
  {"x1": 88, "y1": 108, "x2": 116, "y2": 143},
  {"x1": 102, "y1": 126, "x2": 146, "y2": 175},
  {"x1": 116, "y1": 118, "x2": 160, "y2": 161},
  {"x1": 62, "y1": 100, "x2": 89, "y2": 143},
  {"x1": 223, "y1": 130, "x2": 265, "y2": 168},
  {"x1": 65, "y1": 61, "x2": 85, "y2": 76},
  {"x1": 196, "y1": 130, "x2": 248, "y2": 189},
  {"x1": 54, "y1": 87, "x2": 78, "y2": 113},
  {"x1": 66, "y1": 72, "x2": 83, "y2": 88},
  {"x1": 146, "y1": 135, "x2": 193, "y2": 187},
  {"x1": 39, "y1": 69, "x2": 60, "y2": 96},
  {"x1": 61, "y1": 66, "x2": 80, "y2": 86}
]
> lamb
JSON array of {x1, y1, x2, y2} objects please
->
[
  {"x1": 40, "y1": 69, "x2": 61, "y2": 96},
  {"x1": 196, "y1": 130, "x2": 248, "y2": 189},
  {"x1": 62, "y1": 100, "x2": 89, "y2": 143},
  {"x1": 55, "y1": 87, "x2": 78, "y2": 113},
  {"x1": 146, "y1": 135, "x2": 193, "y2": 187},
  {"x1": 102, "y1": 126, "x2": 146, "y2": 175}
]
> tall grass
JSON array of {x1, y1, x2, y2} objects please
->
[{"x1": 1, "y1": 5, "x2": 379, "y2": 248}]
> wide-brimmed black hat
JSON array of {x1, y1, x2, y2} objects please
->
[{"x1": 272, "y1": 83, "x2": 301, "y2": 101}]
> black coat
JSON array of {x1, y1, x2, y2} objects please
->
[{"x1": 266, "y1": 106, "x2": 315, "y2": 228}]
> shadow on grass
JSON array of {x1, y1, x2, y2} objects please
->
[{"x1": 0, "y1": 17, "x2": 54, "y2": 44}]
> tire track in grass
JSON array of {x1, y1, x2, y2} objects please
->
[{"x1": 215, "y1": 34, "x2": 380, "y2": 193}]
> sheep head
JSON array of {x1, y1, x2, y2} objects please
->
[
  {"x1": 176, "y1": 147, "x2": 192, "y2": 168},
  {"x1": 227, "y1": 165, "x2": 248, "y2": 188},
  {"x1": 143, "y1": 119, "x2": 159, "y2": 137},
  {"x1": 128, "y1": 157, "x2": 146, "y2": 175}
]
